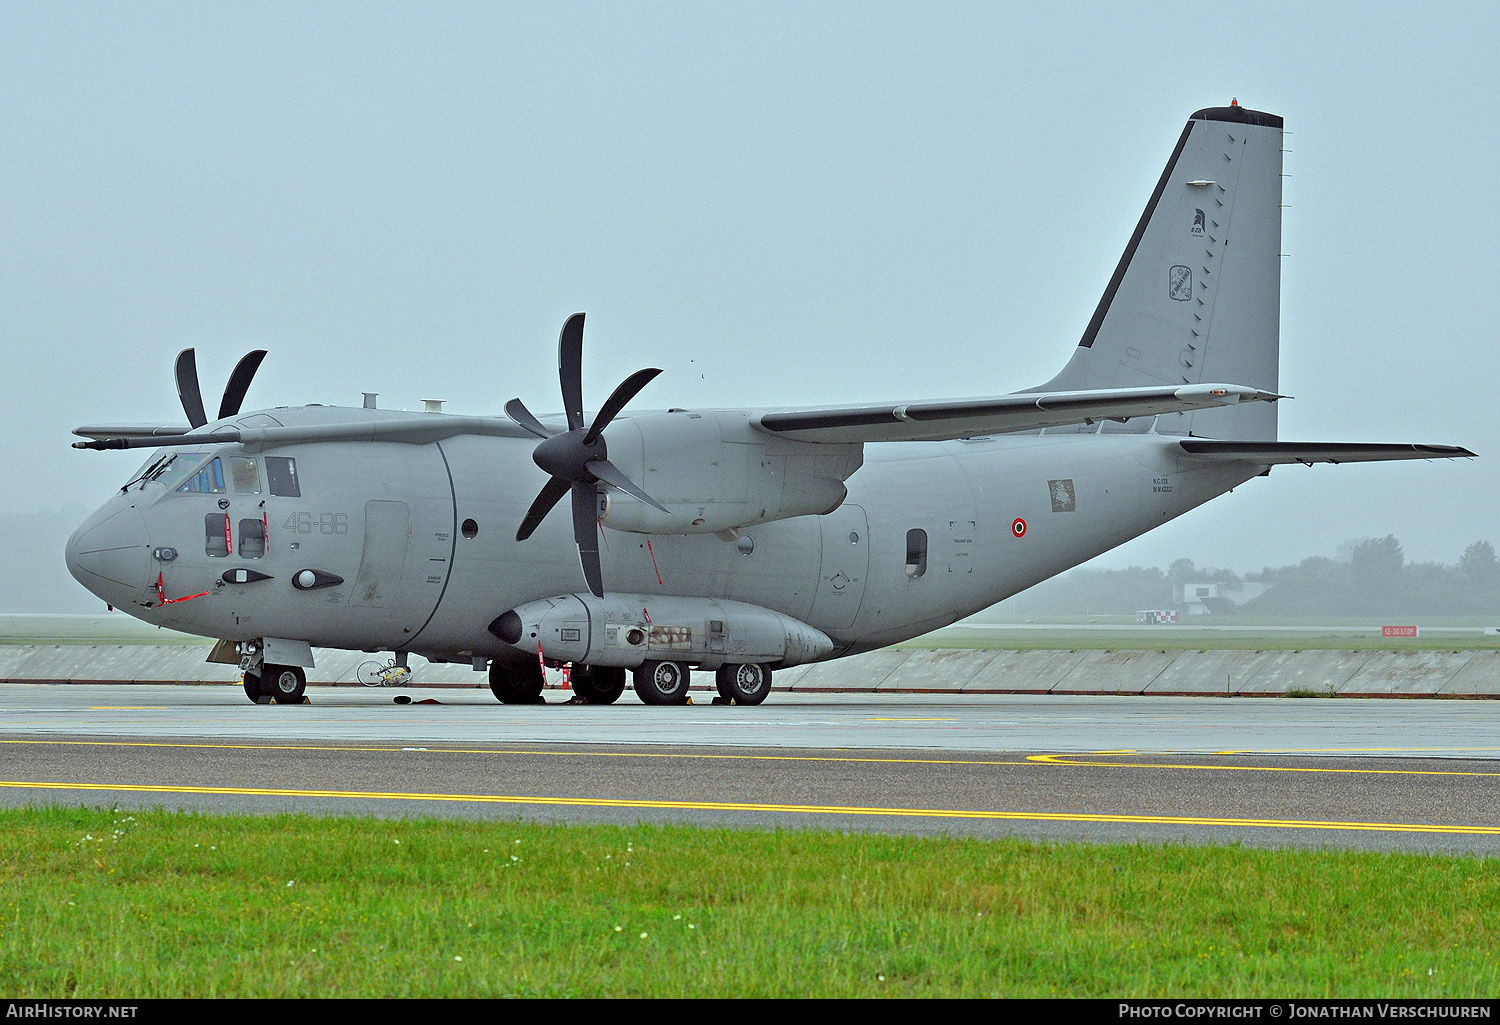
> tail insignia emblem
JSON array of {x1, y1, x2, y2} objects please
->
[{"x1": 1169, "y1": 265, "x2": 1192, "y2": 301}]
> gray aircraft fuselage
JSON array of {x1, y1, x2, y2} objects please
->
[{"x1": 69, "y1": 410, "x2": 1256, "y2": 664}]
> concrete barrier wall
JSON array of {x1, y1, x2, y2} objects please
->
[{"x1": 2, "y1": 645, "x2": 1498, "y2": 696}]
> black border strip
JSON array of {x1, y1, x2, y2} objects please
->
[
  {"x1": 1192, "y1": 105, "x2": 1283, "y2": 128},
  {"x1": 1076, "y1": 118, "x2": 1196, "y2": 349}
]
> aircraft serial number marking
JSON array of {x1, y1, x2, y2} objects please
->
[{"x1": 281, "y1": 512, "x2": 350, "y2": 535}]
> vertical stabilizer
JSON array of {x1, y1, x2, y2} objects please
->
[{"x1": 1035, "y1": 105, "x2": 1283, "y2": 440}]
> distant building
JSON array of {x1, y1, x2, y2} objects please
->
[
  {"x1": 1136, "y1": 609, "x2": 1179, "y2": 624},
  {"x1": 1171, "y1": 581, "x2": 1270, "y2": 615}
]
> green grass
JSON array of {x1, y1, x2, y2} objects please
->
[{"x1": 2, "y1": 807, "x2": 1497, "y2": 998}]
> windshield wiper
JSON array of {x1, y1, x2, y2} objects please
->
[{"x1": 121, "y1": 454, "x2": 175, "y2": 493}]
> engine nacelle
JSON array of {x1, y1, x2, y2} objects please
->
[
  {"x1": 597, "y1": 410, "x2": 861, "y2": 534},
  {"x1": 490, "y1": 592, "x2": 834, "y2": 670}
]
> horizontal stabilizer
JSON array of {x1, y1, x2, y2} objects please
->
[
  {"x1": 1179, "y1": 441, "x2": 1476, "y2": 465},
  {"x1": 756, "y1": 384, "x2": 1280, "y2": 443}
]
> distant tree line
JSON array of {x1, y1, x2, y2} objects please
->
[{"x1": 997, "y1": 537, "x2": 1500, "y2": 618}]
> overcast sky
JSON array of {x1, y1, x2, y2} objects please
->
[{"x1": 5, "y1": 1, "x2": 1496, "y2": 590}]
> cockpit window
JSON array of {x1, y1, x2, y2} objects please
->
[
  {"x1": 266, "y1": 456, "x2": 301, "y2": 498},
  {"x1": 120, "y1": 451, "x2": 192, "y2": 491},
  {"x1": 229, "y1": 456, "x2": 261, "y2": 494},
  {"x1": 176, "y1": 457, "x2": 227, "y2": 494}
]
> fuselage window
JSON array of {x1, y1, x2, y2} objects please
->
[
  {"x1": 177, "y1": 457, "x2": 226, "y2": 494},
  {"x1": 267, "y1": 462, "x2": 301, "y2": 501},
  {"x1": 905, "y1": 528, "x2": 928, "y2": 578},
  {"x1": 229, "y1": 457, "x2": 262, "y2": 494},
  {"x1": 238, "y1": 518, "x2": 266, "y2": 559},
  {"x1": 266, "y1": 456, "x2": 301, "y2": 498},
  {"x1": 205, "y1": 513, "x2": 231, "y2": 557}
]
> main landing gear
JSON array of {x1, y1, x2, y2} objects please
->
[
  {"x1": 488, "y1": 660, "x2": 546, "y2": 704},
  {"x1": 481, "y1": 659, "x2": 775, "y2": 706},
  {"x1": 634, "y1": 660, "x2": 691, "y2": 705},
  {"x1": 715, "y1": 663, "x2": 772, "y2": 706},
  {"x1": 241, "y1": 664, "x2": 307, "y2": 705},
  {"x1": 570, "y1": 665, "x2": 627, "y2": 705}
]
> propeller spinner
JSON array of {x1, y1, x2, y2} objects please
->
[{"x1": 506, "y1": 313, "x2": 668, "y2": 598}]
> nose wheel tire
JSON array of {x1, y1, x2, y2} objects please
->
[
  {"x1": 633, "y1": 660, "x2": 690, "y2": 705},
  {"x1": 265, "y1": 664, "x2": 307, "y2": 704},
  {"x1": 715, "y1": 663, "x2": 772, "y2": 705},
  {"x1": 489, "y1": 661, "x2": 546, "y2": 704},
  {"x1": 571, "y1": 666, "x2": 626, "y2": 704}
]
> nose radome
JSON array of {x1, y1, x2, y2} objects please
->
[{"x1": 66, "y1": 505, "x2": 151, "y2": 598}]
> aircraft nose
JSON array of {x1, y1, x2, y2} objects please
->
[{"x1": 66, "y1": 505, "x2": 152, "y2": 602}]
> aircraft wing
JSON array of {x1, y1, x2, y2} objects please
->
[
  {"x1": 1178, "y1": 441, "x2": 1477, "y2": 464},
  {"x1": 73, "y1": 415, "x2": 540, "y2": 450},
  {"x1": 73, "y1": 423, "x2": 193, "y2": 441},
  {"x1": 755, "y1": 383, "x2": 1280, "y2": 443}
]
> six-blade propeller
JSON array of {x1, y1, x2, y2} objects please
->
[{"x1": 506, "y1": 313, "x2": 668, "y2": 597}]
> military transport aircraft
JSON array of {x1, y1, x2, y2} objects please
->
[{"x1": 65, "y1": 104, "x2": 1472, "y2": 706}]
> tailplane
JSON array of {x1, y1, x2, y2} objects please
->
[{"x1": 1036, "y1": 104, "x2": 1284, "y2": 441}]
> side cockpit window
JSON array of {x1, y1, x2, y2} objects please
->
[
  {"x1": 266, "y1": 456, "x2": 301, "y2": 498},
  {"x1": 229, "y1": 456, "x2": 261, "y2": 494}
]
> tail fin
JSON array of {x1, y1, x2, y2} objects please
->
[{"x1": 1036, "y1": 104, "x2": 1284, "y2": 440}]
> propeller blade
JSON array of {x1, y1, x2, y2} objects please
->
[
  {"x1": 584, "y1": 367, "x2": 661, "y2": 444},
  {"x1": 571, "y1": 480, "x2": 604, "y2": 598},
  {"x1": 586, "y1": 458, "x2": 670, "y2": 514},
  {"x1": 515, "y1": 475, "x2": 571, "y2": 541},
  {"x1": 557, "y1": 313, "x2": 586, "y2": 431},
  {"x1": 218, "y1": 350, "x2": 268, "y2": 421},
  {"x1": 504, "y1": 398, "x2": 554, "y2": 440},
  {"x1": 174, "y1": 349, "x2": 208, "y2": 429}
]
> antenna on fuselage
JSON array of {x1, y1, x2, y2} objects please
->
[{"x1": 363, "y1": 393, "x2": 378, "y2": 409}]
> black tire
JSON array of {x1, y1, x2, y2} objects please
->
[
  {"x1": 633, "y1": 660, "x2": 690, "y2": 705},
  {"x1": 716, "y1": 663, "x2": 772, "y2": 705},
  {"x1": 489, "y1": 660, "x2": 545, "y2": 704},
  {"x1": 265, "y1": 664, "x2": 307, "y2": 704},
  {"x1": 242, "y1": 671, "x2": 264, "y2": 703},
  {"x1": 572, "y1": 665, "x2": 626, "y2": 705}
]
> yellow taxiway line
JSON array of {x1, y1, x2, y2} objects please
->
[
  {"x1": 1028, "y1": 751, "x2": 1500, "y2": 777},
  {"x1": 0, "y1": 778, "x2": 1496, "y2": 836},
  {"x1": 6, "y1": 738, "x2": 1500, "y2": 776}
]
